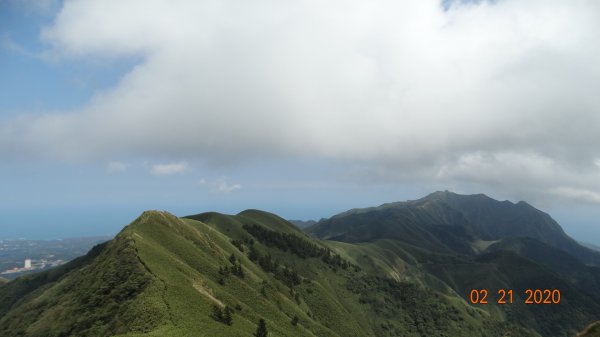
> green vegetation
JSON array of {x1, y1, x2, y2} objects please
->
[
  {"x1": 0, "y1": 237, "x2": 153, "y2": 337},
  {"x1": 211, "y1": 305, "x2": 233, "y2": 325},
  {"x1": 308, "y1": 192, "x2": 600, "y2": 337},
  {"x1": 0, "y1": 193, "x2": 598, "y2": 336},
  {"x1": 577, "y1": 322, "x2": 600, "y2": 337},
  {"x1": 486, "y1": 237, "x2": 600, "y2": 298},
  {"x1": 308, "y1": 191, "x2": 600, "y2": 264},
  {"x1": 254, "y1": 318, "x2": 268, "y2": 337}
]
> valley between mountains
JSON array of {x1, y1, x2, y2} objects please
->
[{"x1": 1, "y1": 191, "x2": 599, "y2": 337}]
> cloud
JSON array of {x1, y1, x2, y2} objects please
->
[
  {"x1": 549, "y1": 187, "x2": 600, "y2": 205},
  {"x1": 1, "y1": 0, "x2": 600, "y2": 204},
  {"x1": 430, "y1": 151, "x2": 600, "y2": 205},
  {"x1": 107, "y1": 161, "x2": 129, "y2": 173},
  {"x1": 150, "y1": 161, "x2": 189, "y2": 176},
  {"x1": 200, "y1": 177, "x2": 242, "y2": 194}
]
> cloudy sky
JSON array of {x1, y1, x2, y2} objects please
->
[{"x1": 1, "y1": 0, "x2": 599, "y2": 241}]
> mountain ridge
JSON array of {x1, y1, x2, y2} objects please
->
[
  {"x1": 1, "y1": 194, "x2": 599, "y2": 336},
  {"x1": 307, "y1": 191, "x2": 600, "y2": 265}
]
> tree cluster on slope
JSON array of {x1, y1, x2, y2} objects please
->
[
  {"x1": 242, "y1": 224, "x2": 351, "y2": 269},
  {"x1": 246, "y1": 245, "x2": 302, "y2": 288},
  {"x1": 255, "y1": 318, "x2": 268, "y2": 337},
  {"x1": 346, "y1": 276, "x2": 465, "y2": 336},
  {"x1": 217, "y1": 254, "x2": 245, "y2": 285},
  {"x1": 211, "y1": 305, "x2": 234, "y2": 325}
]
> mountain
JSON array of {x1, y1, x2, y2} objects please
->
[
  {"x1": 307, "y1": 191, "x2": 600, "y2": 336},
  {"x1": 578, "y1": 322, "x2": 600, "y2": 337},
  {"x1": 0, "y1": 209, "x2": 536, "y2": 337},
  {"x1": 288, "y1": 219, "x2": 317, "y2": 229},
  {"x1": 581, "y1": 242, "x2": 600, "y2": 253},
  {"x1": 1, "y1": 193, "x2": 599, "y2": 336},
  {"x1": 485, "y1": 237, "x2": 600, "y2": 297},
  {"x1": 307, "y1": 191, "x2": 600, "y2": 264}
]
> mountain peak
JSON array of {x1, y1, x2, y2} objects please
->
[
  {"x1": 122, "y1": 210, "x2": 184, "y2": 236},
  {"x1": 422, "y1": 190, "x2": 491, "y2": 201},
  {"x1": 309, "y1": 191, "x2": 600, "y2": 265},
  {"x1": 1, "y1": 200, "x2": 599, "y2": 337},
  {"x1": 139, "y1": 209, "x2": 177, "y2": 218}
]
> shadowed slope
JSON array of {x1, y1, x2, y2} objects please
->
[
  {"x1": 308, "y1": 191, "x2": 600, "y2": 264},
  {"x1": 0, "y1": 209, "x2": 536, "y2": 337}
]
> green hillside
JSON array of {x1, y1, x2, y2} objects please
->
[
  {"x1": 307, "y1": 192, "x2": 600, "y2": 336},
  {"x1": 486, "y1": 237, "x2": 600, "y2": 298},
  {"x1": 1, "y1": 193, "x2": 599, "y2": 336},
  {"x1": 308, "y1": 191, "x2": 600, "y2": 264},
  {"x1": 0, "y1": 209, "x2": 537, "y2": 337},
  {"x1": 577, "y1": 322, "x2": 600, "y2": 337}
]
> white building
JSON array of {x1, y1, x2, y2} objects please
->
[{"x1": 24, "y1": 259, "x2": 32, "y2": 269}]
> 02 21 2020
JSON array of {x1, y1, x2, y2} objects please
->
[{"x1": 469, "y1": 289, "x2": 561, "y2": 304}]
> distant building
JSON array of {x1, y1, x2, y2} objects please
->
[{"x1": 24, "y1": 259, "x2": 32, "y2": 269}]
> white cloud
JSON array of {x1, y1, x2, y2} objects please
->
[
  {"x1": 150, "y1": 161, "x2": 189, "y2": 176},
  {"x1": 2, "y1": 0, "x2": 600, "y2": 204},
  {"x1": 107, "y1": 161, "x2": 129, "y2": 173},
  {"x1": 215, "y1": 180, "x2": 242, "y2": 194},
  {"x1": 430, "y1": 151, "x2": 600, "y2": 205},
  {"x1": 549, "y1": 187, "x2": 600, "y2": 205},
  {"x1": 200, "y1": 177, "x2": 242, "y2": 193}
]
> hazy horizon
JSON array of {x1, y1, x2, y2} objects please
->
[{"x1": 1, "y1": 191, "x2": 598, "y2": 247}]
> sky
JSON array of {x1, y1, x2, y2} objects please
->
[{"x1": 1, "y1": 0, "x2": 599, "y2": 242}]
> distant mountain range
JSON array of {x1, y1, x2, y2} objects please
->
[
  {"x1": 0, "y1": 191, "x2": 598, "y2": 337},
  {"x1": 308, "y1": 191, "x2": 598, "y2": 262},
  {"x1": 288, "y1": 219, "x2": 317, "y2": 229}
]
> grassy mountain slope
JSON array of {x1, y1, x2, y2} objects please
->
[
  {"x1": 426, "y1": 192, "x2": 600, "y2": 264},
  {"x1": 0, "y1": 209, "x2": 538, "y2": 337},
  {"x1": 307, "y1": 191, "x2": 600, "y2": 264},
  {"x1": 307, "y1": 192, "x2": 600, "y2": 337},
  {"x1": 323, "y1": 237, "x2": 600, "y2": 337},
  {"x1": 421, "y1": 249, "x2": 600, "y2": 337},
  {"x1": 288, "y1": 220, "x2": 317, "y2": 229},
  {"x1": 0, "y1": 236, "x2": 152, "y2": 337},
  {"x1": 486, "y1": 237, "x2": 600, "y2": 298},
  {"x1": 577, "y1": 322, "x2": 600, "y2": 337}
]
